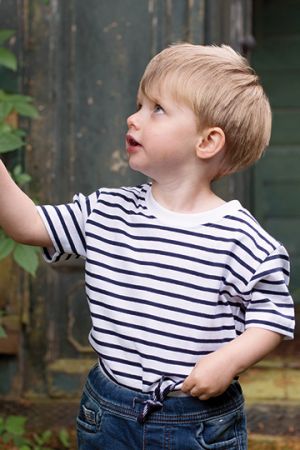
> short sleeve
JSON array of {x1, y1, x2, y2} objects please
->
[
  {"x1": 36, "y1": 191, "x2": 99, "y2": 262},
  {"x1": 245, "y1": 245, "x2": 295, "y2": 339}
]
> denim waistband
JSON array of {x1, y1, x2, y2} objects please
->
[{"x1": 84, "y1": 363, "x2": 245, "y2": 425}]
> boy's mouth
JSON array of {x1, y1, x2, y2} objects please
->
[{"x1": 126, "y1": 134, "x2": 140, "y2": 147}]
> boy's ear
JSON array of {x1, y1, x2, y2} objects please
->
[{"x1": 196, "y1": 127, "x2": 225, "y2": 160}]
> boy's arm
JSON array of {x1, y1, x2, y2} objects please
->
[
  {"x1": 181, "y1": 328, "x2": 282, "y2": 399},
  {"x1": 0, "y1": 160, "x2": 51, "y2": 247}
]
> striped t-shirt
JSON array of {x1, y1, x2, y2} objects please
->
[{"x1": 37, "y1": 183, "x2": 295, "y2": 395}]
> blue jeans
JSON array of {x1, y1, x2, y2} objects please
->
[{"x1": 77, "y1": 364, "x2": 247, "y2": 450}]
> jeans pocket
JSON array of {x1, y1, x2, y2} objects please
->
[
  {"x1": 196, "y1": 406, "x2": 247, "y2": 449},
  {"x1": 77, "y1": 390, "x2": 103, "y2": 434}
]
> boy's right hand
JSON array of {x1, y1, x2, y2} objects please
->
[{"x1": 0, "y1": 160, "x2": 52, "y2": 247}]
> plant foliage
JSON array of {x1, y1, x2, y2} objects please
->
[
  {"x1": 0, "y1": 29, "x2": 39, "y2": 276},
  {"x1": 0, "y1": 415, "x2": 72, "y2": 449}
]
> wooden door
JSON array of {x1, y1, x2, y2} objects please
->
[
  {"x1": 19, "y1": 0, "x2": 206, "y2": 401},
  {"x1": 251, "y1": 0, "x2": 300, "y2": 305}
]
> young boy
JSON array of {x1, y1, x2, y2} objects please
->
[{"x1": 0, "y1": 43, "x2": 295, "y2": 449}]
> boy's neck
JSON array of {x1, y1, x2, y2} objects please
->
[{"x1": 151, "y1": 179, "x2": 225, "y2": 214}]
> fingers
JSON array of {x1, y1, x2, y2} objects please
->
[
  {"x1": 182, "y1": 375, "x2": 222, "y2": 400},
  {"x1": 186, "y1": 385, "x2": 212, "y2": 400},
  {"x1": 181, "y1": 377, "x2": 192, "y2": 394},
  {"x1": 182, "y1": 377, "x2": 211, "y2": 400}
]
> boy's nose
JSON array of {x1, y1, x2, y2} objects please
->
[{"x1": 127, "y1": 111, "x2": 140, "y2": 129}]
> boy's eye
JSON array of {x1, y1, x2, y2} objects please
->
[
  {"x1": 153, "y1": 104, "x2": 164, "y2": 114},
  {"x1": 136, "y1": 103, "x2": 142, "y2": 111}
]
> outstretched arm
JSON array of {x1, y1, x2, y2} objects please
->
[
  {"x1": 0, "y1": 159, "x2": 51, "y2": 247},
  {"x1": 181, "y1": 328, "x2": 282, "y2": 399}
]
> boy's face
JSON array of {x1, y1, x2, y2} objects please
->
[{"x1": 125, "y1": 89, "x2": 203, "y2": 181}]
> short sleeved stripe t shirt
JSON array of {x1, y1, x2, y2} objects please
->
[{"x1": 37, "y1": 183, "x2": 295, "y2": 393}]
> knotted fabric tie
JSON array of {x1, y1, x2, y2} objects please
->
[{"x1": 137, "y1": 376, "x2": 180, "y2": 424}]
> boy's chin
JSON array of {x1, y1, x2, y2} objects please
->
[{"x1": 128, "y1": 160, "x2": 147, "y2": 175}]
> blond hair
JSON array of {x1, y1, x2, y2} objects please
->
[{"x1": 139, "y1": 43, "x2": 272, "y2": 179}]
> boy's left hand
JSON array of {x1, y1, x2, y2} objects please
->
[
  {"x1": 181, "y1": 328, "x2": 283, "y2": 400},
  {"x1": 181, "y1": 351, "x2": 236, "y2": 400}
]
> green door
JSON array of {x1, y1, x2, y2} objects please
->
[{"x1": 251, "y1": 0, "x2": 300, "y2": 303}]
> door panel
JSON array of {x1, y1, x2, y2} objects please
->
[
  {"x1": 23, "y1": 0, "x2": 207, "y2": 398},
  {"x1": 252, "y1": 0, "x2": 300, "y2": 303}
]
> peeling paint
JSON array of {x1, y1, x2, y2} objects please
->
[
  {"x1": 110, "y1": 149, "x2": 128, "y2": 173},
  {"x1": 87, "y1": 96, "x2": 94, "y2": 106},
  {"x1": 47, "y1": 358, "x2": 95, "y2": 374},
  {"x1": 103, "y1": 21, "x2": 118, "y2": 33},
  {"x1": 148, "y1": 0, "x2": 154, "y2": 14},
  {"x1": 110, "y1": 149, "x2": 128, "y2": 174}
]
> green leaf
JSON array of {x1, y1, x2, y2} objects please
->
[
  {"x1": 0, "y1": 416, "x2": 5, "y2": 433},
  {"x1": 59, "y1": 428, "x2": 71, "y2": 447},
  {"x1": 2, "y1": 431, "x2": 11, "y2": 443},
  {"x1": 0, "y1": 235, "x2": 15, "y2": 260},
  {"x1": 3, "y1": 93, "x2": 33, "y2": 103},
  {"x1": 13, "y1": 244, "x2": 39, "y2": 276},
  {"x1": 0, "y1": 48, "x2": 17, "y2": 71},
  {"x1": 14, "y1": 129, "x2": 27, "y2": 138},
  {"x1": 13, "y1": 434, "x2": 28, "y2": 446},
  {"x1": 17, "y1": 173, "x2": 32, "y2": 186},
  {"x1": 13, "y1": 164, "x2": 22, "y2": 176},
  {"x1": 0, "y1": 325, "x2": 7, "y2": 338},
  {"x1": 0, "y1": 102, "x2": 13, "y2": 121},
  {"x1": 5, "y1": 415, "x2": 27, "y2": 436},
  {"x1": 11, "y1": 166, "x2": 31, "y2": 186},
  {"x1": 0, "y1": 130, "x2": 24, "y2": 152},
  {"x1": 0, "y1": 122, "x2": 12, "y2": 133},
  {"x1": 19, "y1": 445, "x2": 31, "y2": 450},
  {"x1": 33, "y1": 429, "x2": 52, "y2": 445},
  {"x1": 14, "y1": 102, "x2": 39, "y2": 118},
  {"x1": 0, "y1": 29, "x2": 15, "y2": 45}
]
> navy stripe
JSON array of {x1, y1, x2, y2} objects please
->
[
  {"x1": 94, "y1": 340, "x2": 197, "y2": 367},
  {"x1": 87, "y1": 287, "x2": 232, "y2": 320},
  {"x1": 98, "y1": 200, "x2": 155, "y2": 219},
  {"x1": 252, "y1": 288, "x2": 290, "y2": 297},
  {"x1": 204, "y1": 222, "x2": 270, "y2": 257},
  {"x1": 86, "y1": 195, "x2": 92, "y2": 216},
  {"x1": 228, "y1": 212, "x2": 276, "y2": 250},
  {"x1": 100, "y1": 191, "x2": 149, "y2": 210},
  {"x1": 90, "y1": 329, "x2": 214, "y2": 356},
  {"x1": 53, "y1": 206, "x2": 78, "y2": 255},
  {"x1": 100, "y1": 352, "x2": 195, "y2": 375},
  {"x1": 246, "y1": 319, "x2": 294, "y2": 334},
  {"x1": 87, "y1": 251, "x2": 249, "y2": 297},
  {"x1": 86, "y1": 264, "x2": 220, "y2": 295},
  {"x1": 65, "y1": 204, "x2": 86, "y2": 251},
  {"x1": 259, "y1": 279, "x2": 286, "y2": 286},
  {"x1": 251, "y1": 267, "x2": 290, "y2": 281},
  {"x1": 86, "y1": 235, "x2": 249, "y2": 284},
  {"x1": 87, "y1": 258, "x2": 254, "y2": 301},
  {"x1": 249, "y1": 298, "x2": 294, "y2": 308},
  {"x1": 92, "y1": 208, "x2": 267, "y2": 264},
  {"x1": 88, "y1": 218, "x2": 258, "y2": 271},
  {"x1": 247, "y1": 308, "x2": 294, "y2": 320},
  {"x1": 92, "y1": 313, "x2": 232, "y2": 344},
  {"x1": 87, "y1": 276, "x2": 219, "y2": 308},
  {"x1": 40, "y1": 206, "x2": 64, "y2": 254},
  {"x1": 89, "y1": 299, "x2": 235, "y2": 333}
]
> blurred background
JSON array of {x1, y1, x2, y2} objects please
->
[{"x1": 0, "y1": 0, "x2": 299, "y2": 448}]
